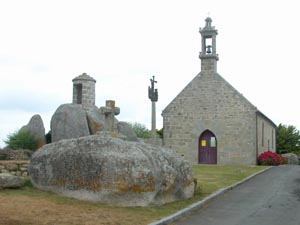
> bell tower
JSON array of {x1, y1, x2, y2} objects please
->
[{"x1": 199, "y1": 17, "x2": 218, "y2": 73}]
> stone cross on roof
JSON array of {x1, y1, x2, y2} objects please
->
[{"x1": 100, "y1": 100, "x2": 120, "y2": 132}]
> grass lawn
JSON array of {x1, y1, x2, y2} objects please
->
[{"x1": 0, "y1": 165, "x2": 267, "y2": 225}]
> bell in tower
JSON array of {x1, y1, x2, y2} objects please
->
[{"x1": 206, "y1": 45, "x2": 212, "y2": 54}]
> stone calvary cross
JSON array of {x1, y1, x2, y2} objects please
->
[
  {"x1": 148, "y1": 76, "x2": 158, "y2": 141},
  {"x1": 148, "y1": 76, "x2": 158, "y2": 102},
  {"x1": 100, "y1": 100, "x2": 120, "y2": 132}
]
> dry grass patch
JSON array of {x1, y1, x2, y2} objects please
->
[
  {"x1": 0, "y1": 165, "x2": 267, "y2": 225},
  {"x1": 0, "y1": 191, "x2": 152, "y2": 225}
]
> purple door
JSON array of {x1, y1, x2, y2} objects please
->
[{"x1": 199, "y1": 130, "x2": 217, "y2": 164}]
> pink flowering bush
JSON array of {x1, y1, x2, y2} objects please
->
[{"x1": 258, "y1": 150, "x2": 287, "y2": 166}]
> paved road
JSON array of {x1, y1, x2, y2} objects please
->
[{"x1": 174, "y1": 165, "x2": 300, "y2": 225}]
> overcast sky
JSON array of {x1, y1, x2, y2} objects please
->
[{"x1": 1, "y1": 0, "x2": 299, "y2": 147}]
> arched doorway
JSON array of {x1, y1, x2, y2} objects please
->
[{"x1": 199, "y1": 130, "x2": 217, "y2": 164}]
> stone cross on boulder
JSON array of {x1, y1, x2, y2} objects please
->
[{"x1": 100, "y1": 100, "x2": 120, "y2": 132}]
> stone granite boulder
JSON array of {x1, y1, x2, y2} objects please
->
[
  {"x1": 29, "y1": 135, "x2": 194, "y2": 206},
  {"x1": 0, "y1": 173, "x2": 25, "y2": 189},
  {"x1": 282, "y1": 153, "x2": 299, "y2": 165},
  {"x1": 20, "y1": 114, "x2": 45, "y2": 147},
  {"x1": 51, "y1": 104, "x2": 90, "y2": 142},
  {"x1": 117, "y1": 121, "x2": 139, "y2": 142},
  {"x1": 86, "y1": 107, "x2": 105, "y2": 134}
]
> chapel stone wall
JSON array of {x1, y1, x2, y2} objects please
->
[
  {"x1": 163, "y1": 69, "x2": 258, "y2": 165},
  {"x1": 256, "y1": 114, "x2": 276, "y2": 155},
  {"x1": 162, "y1": 17, "x2": 276, "y2": 165}
]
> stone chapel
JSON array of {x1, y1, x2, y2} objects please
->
[{"x1": 162, "y1": 17, "x2": 277, "y2": 165}]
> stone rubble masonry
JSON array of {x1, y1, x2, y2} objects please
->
[
  {"x1": 0, "y1": 161, "x2": 29, "y2": 177},
  {"x1": 72, "y1": 73, "x2": 96, "y2": 111},
  {"x1": 256, "y1": 112, "x2": 277, "y2": 155},
  {"x1": 162, "y1": 59, "x2": 276, "y2": 165},
  {"x1": 162, "y1": 70, "x2": 258, "y2": 165}
]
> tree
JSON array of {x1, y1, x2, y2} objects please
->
[
  {"x1": 276, "y1": 123, "x2": 300, "y2": 154},
  {"x1": 128, "y1": 122, "x2": 163, "y2": 139},
  {"x1": 129, "y1": 122, "x2": 151, "y2": 139},
  {"x1": 45, "y1": 130, "x2": 52, "y2": 144},
  {"x1": 4, "y1": 129, "x2": 39, "y2": 151},
  {"x1": 157, "y1": 128, "x2": 163, "y2": 138}
]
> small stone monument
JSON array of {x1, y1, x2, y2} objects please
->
[
  {"x1": 51, "y1": 73, "x2": 137, "y2": 142},
  {"x1": 100, "y1": 100, "x2": 120, "y2": 133},
  {"x1": 148, "y1": 76, "x2": 158, "y2": 143},
  {"x1": 72, "y1": 73, "x2": 96, "y2": 110}
]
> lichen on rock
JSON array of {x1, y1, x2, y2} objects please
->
[{"x1": 29, "y1": 135, "x2": 194, "y2": 206}]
